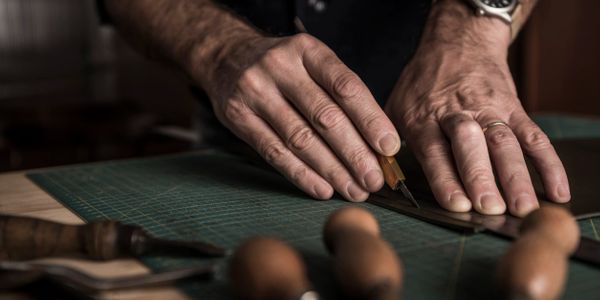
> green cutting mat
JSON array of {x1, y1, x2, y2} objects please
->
[
  {"x1": 27, "y1": 152, "x2": 600, "y2": 299},
  {"x1": 27, "y1": 115, "x2": 600, "y2": 299}
]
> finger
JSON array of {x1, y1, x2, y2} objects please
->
[
  {"x1": 440, "y1": 113, "x2": 505, "y2": 215},
  {"x1": 301, "y1": 45, "x2": 401, "y2": 156},
  {"x1": 274, "y1": 68, "x2": 384, "y2": 193},
  {"x1": 481, "y1": 120, "x2": 538, "y2": 217},
  {"x1": 219, "y1": 98, "x2": 333, "y2": 199},
  {"x1": 248, "y1": 85, "x2": 369, "y2": 202},
  {"x1": 408, "y1": 122, "x2": 472, "y2": 212},
  {"x1": 510, "y1": 112, "x2": 570, "y2": 203}
]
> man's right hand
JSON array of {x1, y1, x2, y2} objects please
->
[{"x1": 195, "y1": 33, "x2": 401, "y2": 201}]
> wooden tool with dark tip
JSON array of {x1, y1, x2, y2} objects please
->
[
  {"x1": 229, "y1": 236, "x2": 318, "y2": 300},
  {"x1": 323, "y1": 207, "x2": 403, "y2": 300},
  {"x1": 0, "y1": 214, "x2": 226, "y2": 261},
  {"x1": 496, "y1": 207, "x2": 580, "y2": 300}
]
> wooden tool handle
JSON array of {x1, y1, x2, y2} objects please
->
[
  {"x1": 323, "y1": 207, "x2": 403, "y2": 300},
  {"x1": 0, "y1": 214, "x2": 133, "y2": 261},
  {"x1": 229, "y1": 236, "x2": 315, "y2": 300},
  {"x1": 496, "y1": 207, "x2": 580, "y2": 300},
  {"x1": 377, "y1": 155, "x2": 405, "y2": 190}
]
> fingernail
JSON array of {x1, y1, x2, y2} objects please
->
[
  {"x1": 557, "y1": 184, "x2": 571, "y2": 201},
  {"x1": 514, "y1": 195, "x2": 539, "y2": 217},
  {"x1": 480, "y1": 194, "x2": 505, "y2": 215},
  {"x1": 363, "y1": 169, "x2": 384, "y2": 192},
  {"x1": 449, "y1": 193, "x2": 472, "y2": 212},
  {"x1": 378, "y1": 133, "x2": 400, "y2": 156},
  {"x1": 347, "y1": 182, "x2": 369, "y2": 202},
  {"x1": 313, "y1": 183, "x2": 333, "y2": 200}
]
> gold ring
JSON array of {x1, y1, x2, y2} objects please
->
[{"x1": 482, "y1": 121, "x2": 509, "y2": 133}]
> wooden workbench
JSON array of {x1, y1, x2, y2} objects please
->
[
  {"x1": 3, "y1": 115, "x2": 600, "y2": 299},
  {"x1": 0, "y1": 171, "x2": 188, "y2": 300}
]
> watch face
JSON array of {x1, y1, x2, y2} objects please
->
[{"x1": 481, "y1": 0, "x2": 514, "y2": 9}]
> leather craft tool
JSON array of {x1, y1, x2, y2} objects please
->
[
  {"x1": 496, "y1": 207, "x2": 580, "y2": 300},
  {"x1": 0, "y1": 214, "x2": 227, "y2": 261},
  {"x1": 377, "y1": 154, "x2": 419, "y2": 208},
  {"x1": 229, "y1": 236, "x2": 319, "y2": 300},
  {"x1": 0, "y1": 261, "x2": 215, "y2": 294},
  {"x1": 323, "y1": 206, "x2": 403, "y2": 300}
]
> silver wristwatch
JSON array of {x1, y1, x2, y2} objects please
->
[
  {"x1": 467, "y1": 0, "x2": 521, "y2": 23},
  {"x1": 465, "y1": 0, "x2": 524, "y2": 39}
]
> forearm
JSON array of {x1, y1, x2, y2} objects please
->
[
  {"x1": 424, "y1": 0, "x2": 540, "y2": 56},
  {"x1": 103, "y1": 0, "x2": 261, "y2": 90}
]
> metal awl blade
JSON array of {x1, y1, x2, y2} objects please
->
[
  {"x1": 397, "y1": 180, "x2": 420, "y2": 209},
  {"x1": 377, "y1": 154, "x2": 420, "y2": 208}
]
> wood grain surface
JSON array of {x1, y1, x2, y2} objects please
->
[{"x1": 0, "y1": 171, "x2": 188, "y2": 300}]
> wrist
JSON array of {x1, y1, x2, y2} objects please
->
[
  {"x1": 424, "y1": 0, "x2": 511, "y2": 57},
  {"x1": 172, "y1": 2, "x2": 265, "y2": 94},
  {"x1": 186, "y1": 27, "x2": 264, "y2": 92}
]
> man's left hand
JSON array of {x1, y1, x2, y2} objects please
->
[{"x1": 385, "y1": 0, "x2": 570, "y2": 217}]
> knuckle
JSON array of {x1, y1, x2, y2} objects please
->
[
  {"x1": 437, "y1": 175, "x2": 461, "y2": 187},
  {"x1": 457, "y1": 85, "x2": 492, "y2": 101},
  {"x1": 362, "y1": 111, "x2": 382, "y2": 130},
  {"x1": 222, "y1": 98, "x2": 250, "y2": 123},
  {"x1": 331, "y1": 71, "x2": 362, "y2": 100},
  {"x1": 261, "y1": 142, "x2": 288, "y2": 165},
  {"x1": 262, "y1": 47, "x2": 289, "y2": 67},
  {"x1": 463, "y1": 167, "x2": 494, "y2": 184},
  {"x1": 431, "y1": 175, "x2": 462, "y2": 195},
  {"x1": 289, "y1": 166, "x2": 308, "y2": 183},
  {"x1": 346, "y1": 147, "x2": 372, "y2": 171},
  {"x1": 287, "y1": 126, "x2": 316, "y2": 151},
  {"x1": 311, "y1": 91, "x2": 333, "y2": 107},
  {"x1": 325, "y1": 166, "x2": 352, "y2": 186},
  {"x1": 522, "y1": 129, "x2": 551, "y2": 153},
  {"x1": 505, "y1": 172, "x2": 528, "y2": 186},
  {"x1": 291, "y1": 33, "x2": 317, "y2": 48},
  {"x1": 313, "y1": 104, "x2": 345, "y2": 130},
  {"x1": 486, "y1": 127, "x2": 517, "y2": 148},
  {"x1": 443, "y1": 114, "x2": 478, "y2": 138},
  {"x1": 237, "y1": 68, "x2": 264, "y2": 94},
  {"x1": 417, "y1": 142, "x2": 449, "y2": 160},
  {"x1": 453, "y1": 121, "x2": 481, "y2": 140},
  {"x1": 429, "y1": 169, "x2": 460, "y2": 185}
]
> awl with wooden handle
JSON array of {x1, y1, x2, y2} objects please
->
[
  {"x1": 229, "y1": 236, "x2": 319, "y2": 300},
  {"x1": 377, "y1": 154, "x2": 419, "y2": 208},
  {"x1": 496, "y1": 207, "x2": 580, "y2": 300},
  {"x1": 0, "y1": 214, "x2": 226, "y2": 261},
  {"x1": 323, "y1": 206, "x2": 403, "y2": 300}
]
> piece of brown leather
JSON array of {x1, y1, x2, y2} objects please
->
[
  {"x1": 534, "y1": 139, "x2": 600, "y2": 217},
  {"x1": 369, "y1": 139, "x2": 600, "y2": 266},
  {"x1": 369, "y1": 138, "x2": 600, "y2": 221}
]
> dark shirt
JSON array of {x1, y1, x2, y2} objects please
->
[
  {"x1": 98, "y1": 0, "x2": 430, "y2": 103},
  {"x1": 219, "y1": 0, "x2": 431, "y2": 104},
  {"x1": 97, "y1": 0, "x2": 431, "y2": 146}
]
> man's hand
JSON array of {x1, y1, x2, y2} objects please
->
[
  {"x1": 385, "y1": 0, "x2": 570, "y2": 217},
  {"x1": 195, "y1": 33, "x2": 400, "y2": 201},
  {"x1": 105, "y1": 0, "x2": 400, "y2": 202}
]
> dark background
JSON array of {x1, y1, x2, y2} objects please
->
[{"x1": 0, "y1": 0, "x2": 598, "y2": 172}]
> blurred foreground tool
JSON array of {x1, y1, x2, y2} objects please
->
[
  {"x1": 496, "y1": 207, "x2": 580, "y2": 300},
  {"x1": 377, "y1": 155, "x2": 419, "y2": 208},
  {"x1": 323, "y1": 207, "x2": 403, "y2": 300},
  {"x1": 0, "y1": 261, "x2": 215, "y2": 293},
  {"x1": 229, "y1": 236, "x2": 319, "y2": 300},
  {"x1": 0, "y1": 214, "x2": 226, "y2": 261}
]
